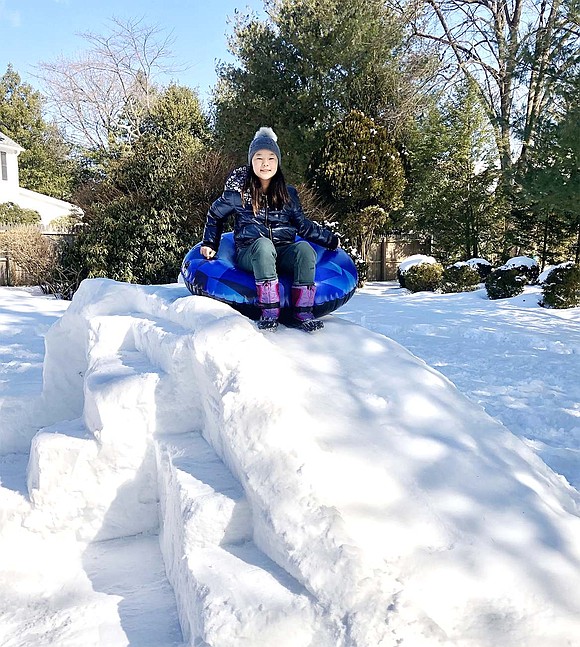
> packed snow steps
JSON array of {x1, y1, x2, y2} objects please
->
[
  {"x1": 27, "y1": 348, "x2": 164, "y2": 541},
  {"x1": 157, "y1": 432, "x2": 252, "y2": 547},
  {"x1": 26, "y1": 414, "x2": 159, "y2": 541},
  {"x1": 83, "y1": 349, "x2": 161, "y2": 442},
  {"x1": 109, "y1": 315, "x2": 204, "y2": 436},
  {"x1": 156, "y1": 432, "x2": 337, "y2": 647},
  {"x1": 27, "y1": 312, "x2": 198, "y2": 542}
]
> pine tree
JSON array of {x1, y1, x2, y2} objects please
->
[
  {"x1": 312, "y1": 110, "x2": 406, "y2": 259},
  {"x1": 515, "y1": 80, "x2": 580, "y2": 264},
  {"x1": 403, "y1": 82, "x2": 500, "y2": 263},
  {"x1": 212, "y1": 0, "x2": 424, "y2": 181}
]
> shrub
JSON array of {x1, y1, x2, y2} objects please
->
[
  {"x1": 0, "y1": 225, "x2": 57, "y2": 290},
  {"x1": 466, "y1": 257, "x2": 492, "y2": 280},
  {"x1": 503, "y1": 256, "x2": 539, "y2": 284},
  {"x1": 349, "y1": 248, "x2": 367, "y2": 287},
  {"x1": 397, "y1": 254, "x2": 438, "y2": 288},
  {"x1": 48, "y1": 212, "x2": 83, "y2": 233},
  {"x1": 540, "y1": 262, "x2": 580, "y2": 309},
  {"x1": 485, "y1": 267, "x2": 526, "y2": 300},
  {"x1": 404, "y1": 261, "x2": 444, "y2": 293},
  {"x1": 316, "y1": 215, "x2": 367, "y2": 287},
  {"x1": 45, "y1": 235, "x2": 87, "y2": 299},
  {"x1": 441, "y1": 263, "x2": 481, "y2": 293},
  {"x1": 0, "y1": 202, "x2": 41, "y2": 226}
]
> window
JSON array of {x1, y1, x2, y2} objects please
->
[{"x1": 1, "y1": 152, "x2": 7, "y2": 181}]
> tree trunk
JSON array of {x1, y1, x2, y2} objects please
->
[{"x1": 540, "y1": 215, "x2": 550, "y2": 270}]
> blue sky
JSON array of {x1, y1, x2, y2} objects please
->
[{"x1": 0, "y1": 0, "x2": 266, "y2": 106}]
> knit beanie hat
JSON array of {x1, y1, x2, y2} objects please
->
[{"x1": 248, "y1": 127, "x2": 282, "y2": 166}]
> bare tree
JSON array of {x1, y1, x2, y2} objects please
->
[
  {"x1": 36, "y1": 17, "x2": 179, "y2": 150},
  {"x1": 390, "y1": 0, "x2": 580, "y2": 175}
]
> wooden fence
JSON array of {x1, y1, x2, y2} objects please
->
[
  {"x1": 366, "y1": 236, "x2": 431, "y2": 281},
  {"x1": 0, "y1": 252, "x2": 26, "y2": 286}
]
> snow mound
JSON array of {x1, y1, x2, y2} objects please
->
[
  {"x1": 24, "y1": 278, "x2": 580, "y2": 646},
  {"x1": 502, "y1": 255, "x2": 538, "y2": 269},
  {"x1": 538, "y1": 261, "x2": 575, "y2": 283},
  {"x1": 398, "y1": 254, "x2": 438, "y2": 274}
]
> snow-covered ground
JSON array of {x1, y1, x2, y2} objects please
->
[
  {"x1": 0, "y1": 280, "x2": 579, "y2": 647},
  {"x1": 337, "y1": 282, "x2": 580, "y2": 490}
]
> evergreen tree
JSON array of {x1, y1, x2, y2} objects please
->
[
  {"x1": 515, "y1": 79, "x2": 580, "y2": 264},
  {"x1": 72, "y1": 85, "x2": 225, "y2": 286},
  {"x1": 403, "y1": 82, "x2": 500, "y2": 263},
  {"x1": 0, "y1": 65, "x2": 74, "y2": 199},
  {"x1": 312, "y1": 110, "x2": 406, "y2": 259},
  {"x1": 212, "y1": 0, "x2": 423, "y2": 180}
]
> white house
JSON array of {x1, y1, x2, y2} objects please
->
[{"x1": 0, "y1": 130, "x2": 80, "y2": 229}]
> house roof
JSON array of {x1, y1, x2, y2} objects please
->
[{"x1": 0, "y1": 130, "x2": 25, "y2": 153}]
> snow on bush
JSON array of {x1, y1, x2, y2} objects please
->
[
  {"x1": 397, "y1": 254, "x2": 438, "y2": 288},
  {"x1": 540, "y1": 262, "x2": 580, "y2": 309},
  {"x1": 465, "y1": 257, "x2": 492, "y2": 279},
  {"x1": 502, "y1": 255, "x2": 540, "y2": 284},
  {"x1": 398, "y1": 254, "x2": 438, "y2": 274},
  {"x1": 538, "y1": 261, "x2": 573, "y2": 284}
]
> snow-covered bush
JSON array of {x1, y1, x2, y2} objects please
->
[
  {"x1": 537, "y1": 264, "x2": 560, "y2": 284},
  {"x1": 503, "y1": 256, "x2": 539, "y2": 284},
  {"x1": 465, "y1": 257, "x2": 492, "y2": 280},
  {"x1": 485, "y1": 267, "x2": 526, "y2": 300},
  {"x1": 441, "y1": 263, "x2": 481, "y2": 293},
  {"x1": 540, "y1": 262, "x2": 580, "y2": 309},
  {"x1": 404, "y1": 261, "x2": 444, "y2": 293},
  {"x1": 397, "y1": 254, "x2": 438, "y2": 288}
]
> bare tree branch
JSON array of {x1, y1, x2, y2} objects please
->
[
  {"x1": 390, "y1": 0, "x2": 580, "y2": 175},
  {"x1": 35, "y1": 17, "x2": 180, "y2": 151}
]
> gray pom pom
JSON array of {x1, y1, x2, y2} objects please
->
[{"x1": 254, "y1": 126, "x2": 277, "y2": 142}]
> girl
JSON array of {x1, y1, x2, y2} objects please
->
[{"x1": 200, "y1": 127, "x2": 339, "y2": 332}]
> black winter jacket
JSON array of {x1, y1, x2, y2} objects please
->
[{"x1": 202, "y1": 167, "x2": 339, "y2": 253}]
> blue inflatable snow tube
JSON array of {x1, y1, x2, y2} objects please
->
[{"x1": 181, "y1": 233, "x2": 358, "y2": 321}]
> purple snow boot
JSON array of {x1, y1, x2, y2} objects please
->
[
  {"x1": 256, "y1": 279, "x2": 280, "y2": 331},
  {"x1": 290, "y1": 285, "x2": 324, "y2": 332}
]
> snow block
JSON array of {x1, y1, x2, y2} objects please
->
[
  {"x1": 156, "y1": 433, "x2": 339, "y2": 646},
  {"x1": 83, "y1": 350, "x2": 160, "y2": 447},
  {"x1": 27, "y1": 418, "x2": 158, "y2": 541},
  {"x1": 156, "y1": 433, "x2": 252, "y2": 547}
]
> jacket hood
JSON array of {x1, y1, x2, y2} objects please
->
[{"x1": 225, "y1": 166, "x2": 248, "y2": 193}]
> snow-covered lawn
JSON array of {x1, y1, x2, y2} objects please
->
[
  {"x1": 0, "y1": 280, "x2": 579, "y2": 647},
  {"x1": 338, "y1": 282, "x2": 580, "y2": 490}
]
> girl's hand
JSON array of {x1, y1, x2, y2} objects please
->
[{"x1": 200, "y1": 246, "x2": 216, "y2": 259}]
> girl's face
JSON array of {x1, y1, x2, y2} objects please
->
[{"x1": 251, "y1": 149, "x2": 278, "y2": 185}]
